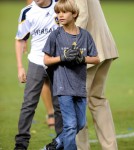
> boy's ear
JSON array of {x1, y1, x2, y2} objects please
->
[{"x1": 73, "y1": 12, "x2": 78, "y2": 19}]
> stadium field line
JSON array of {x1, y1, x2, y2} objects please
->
[{"x1": 89, "y1": 132, "x2": 134, "y2": 143}]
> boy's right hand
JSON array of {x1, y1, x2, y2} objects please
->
[
  {"x1": 60, "y1": 48, "x2": 78, "y2": 62},
  {"x1": 18, "y1": 67, "x2": 27, "y2": 83}
]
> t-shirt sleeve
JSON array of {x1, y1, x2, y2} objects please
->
[
  {"x1": 15, "y1": 9, "x2": 30, "y2": 40},
  {"x1": 42, "y1": 31, "x2": 56, "y2": 56},
  {"x1": 87, "y1": 32, "x2": 98, "y2": 57}
]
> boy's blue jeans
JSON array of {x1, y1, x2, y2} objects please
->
[{"x1": 56, "y1": 96, "x2": 87, "y2": 150}]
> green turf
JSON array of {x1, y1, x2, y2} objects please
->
[{"x1": 0, "y1": 1, "x2": 134, "y2": 150}]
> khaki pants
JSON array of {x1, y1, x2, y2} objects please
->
[{"x1": 76, "y1": 59, "x2": 118, "y2": 150}]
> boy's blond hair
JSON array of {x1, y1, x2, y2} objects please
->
[{"x1": 54, "y1": 0, "x2": 79, "y2": 21}]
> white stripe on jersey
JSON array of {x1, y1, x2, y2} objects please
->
[{"x1": 18, "y1": 3, "x2": 33, "y2": 23}]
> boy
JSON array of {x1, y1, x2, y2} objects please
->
[
  {"x1": 42, "y1": 0, "x2": 100, "y2": 149},
  {"x1": 14, "y1": 0, "x2": 58, "y2": 150}
]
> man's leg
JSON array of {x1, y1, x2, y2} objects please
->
[
  {"x1": 14, "y1": 62, "x2": 47, "y2": 149},
  {"x1": 77, "y1": 60, "x2": 118, "y2": 150},
  {"x1": 87, "y1": 60, "x2": 117, "y2": 150},
  {"x1": 76, "y1": 124, "x2": 89, "y2": 150}
]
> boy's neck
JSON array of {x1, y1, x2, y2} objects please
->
[{"x1": 63, "y1": 24, "x2": 78, "y2": 35}]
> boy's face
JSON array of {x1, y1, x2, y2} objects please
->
[
  {"x1": 34, "y1": 0, "x2": 50, "y2": 7},
  {"x1": 57, "y1": 11, "x2": 77, "y2": 26}
]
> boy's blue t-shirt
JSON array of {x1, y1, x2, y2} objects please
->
[{"x1": 43, "y1": 27, "x2": 98, "y2": 97}]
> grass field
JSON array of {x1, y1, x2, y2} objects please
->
[{"x1": 0, "y1": 1, "x2": 134, "y2": 150}]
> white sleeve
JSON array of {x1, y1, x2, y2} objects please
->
[{"x1": 15, "y1": 9, "x2": 31, "y2": 40}]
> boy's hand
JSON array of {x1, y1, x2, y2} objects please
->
[
  {"x1": 60, "y1": 48, "x2": 78, "y2": 62},
  {"x1": 75, "y1": 49, "x2": 85, "y2": 64}
]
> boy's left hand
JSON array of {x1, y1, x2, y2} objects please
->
[{"x1": 75, "y1": 49, "x2": 85, "y2": 64}]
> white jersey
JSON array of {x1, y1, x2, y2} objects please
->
[{"x1": 16, "y1": 0, "x2": 58, "y2": 66}]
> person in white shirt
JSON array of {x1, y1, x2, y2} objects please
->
[
  {"x1": 25, "y1": 0, "x2": 55, "y2": 129},
  {"x1": 14, "y1": 0, "x2": 58, "y2": 150}
]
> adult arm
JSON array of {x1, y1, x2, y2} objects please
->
[
  {"x1": 15, "y1": 39, "x2": 27, "y2": 83},
  {"x1": 75, "y1": 0, "x2": 89, "y2": 29}
]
